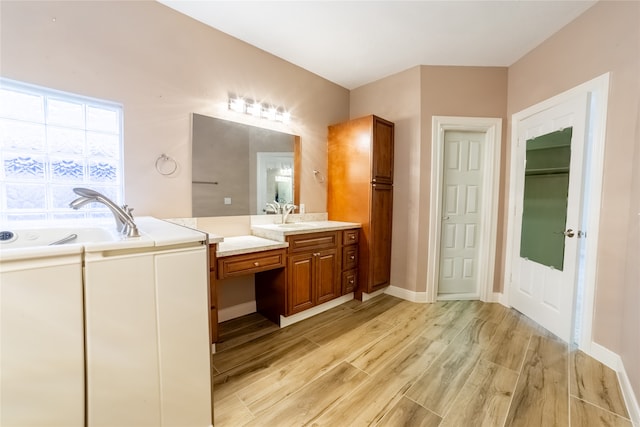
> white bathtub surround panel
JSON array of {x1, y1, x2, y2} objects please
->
[
  {"x1": 0, "y1": 217, "x2": 213, "y2": 426},
  {"x1": 163, "y1": 217, "x2": 198, "y2": 229},
  {"x1": 83, "y1": 236, "x2": 212, "y2": 426},
  {"x1": 0, "y1": 253, "x2": 85, "y2": 426},
  {"x1": 155, "y1": 248, "x2": 213, "y2": 425},
  {"x1": 162, "y1": 217, "x2": 224, "y2": 244},
  {"x1": 0, "y1": 242, "x2": 82, "y2": 262},
  {"x1": 135, "y1": 217, "x2": 208, "y2": 247},
  {"x1": 216, "y1": 235, "x2": 288, "y2": 257}
]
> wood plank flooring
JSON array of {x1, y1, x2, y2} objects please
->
[{"x1": 212, "y1": 295, "x2": 631, "y2": 427}]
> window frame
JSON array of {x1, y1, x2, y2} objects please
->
[{"x1": 0, "y1": 77, "x2": 125, "y2": 224}]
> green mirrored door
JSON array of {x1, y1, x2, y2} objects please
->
[{"x1": 519, "y1": 128, "x2": 572, "y2": 270}]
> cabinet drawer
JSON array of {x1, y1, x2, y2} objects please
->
[
  {"x1": 342, "y1": 229, "x2": 359, "y2": 245},
  {"x1": 217, "y1": 249, "x2": 286, "y2": 279},
  {"x1": 342, "y1": 246, "x2": 358, "y2": 271},
  {"x1": 287, "y1": 231, "x2": 338, "y2": 254},
  {"x1": 342, "y1": 269, "x2": 358, "y2": 294}
]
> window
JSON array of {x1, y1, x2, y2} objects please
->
[{"x1": 0, "y1": 78, "x2": 124, "y2": 224}]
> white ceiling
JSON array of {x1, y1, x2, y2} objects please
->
[{"x1": 158, "y1": 0, "x2": 597, "y2": 89}]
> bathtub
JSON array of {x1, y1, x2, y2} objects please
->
[{"x1": 0, "y1": 217, "x2": 213, "y2": 426}]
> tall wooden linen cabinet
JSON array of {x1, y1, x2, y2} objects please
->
[{"x1": 328, "y1": 115, "x2": 394, "y2": 299}]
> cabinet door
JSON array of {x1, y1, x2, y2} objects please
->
[
  {"x1": 372, "y1": 117, "x2": 394, "y2": 184},
  {"x1": 315, "y1": 248, "x2": 339, "y2": 305},
  {"x1": 287, "y1": 253, "x2": 315, "y2": 315},
  {"x1": 370, "y1": 183, "x2": 393, "y2": 291}
]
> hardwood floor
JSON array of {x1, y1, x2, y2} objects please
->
[{"x1": 212, "y1": 295, "x2": 631, "y2": 427}]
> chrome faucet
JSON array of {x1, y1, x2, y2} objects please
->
[
  {"x1": 282, "y1": 203, "x2": 297, "y2": 224},
  {"x1": 264, "y1": 202, "x2": 280, "y2": 215},
  {"x1": 69, "y1": 188, "x2": 140, "y2": 237}
]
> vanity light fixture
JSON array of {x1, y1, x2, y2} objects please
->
[
  {"x1": 228, "y1": 95, "x2": 290, "y2": 123},
  {"x1": 229, "y1": 97, "x2": 245, "y2": 113}
]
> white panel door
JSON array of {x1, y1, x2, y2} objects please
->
[
  {"x1": 438, "y1": 131, "x2": 485, "y2": 296},
  {"x1": 510, "y1": 93, "x2": 588, "y2": 342}
]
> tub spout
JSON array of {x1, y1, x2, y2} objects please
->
[{"x1": 69, "y1": 188, "x2": 140, "y2": 238}]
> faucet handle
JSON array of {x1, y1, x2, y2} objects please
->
[{"x1": 122, "y1": 204, "x2": 135, "y2": 219}]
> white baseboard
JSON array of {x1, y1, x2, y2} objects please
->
[
  {"x1": 362, "y1": 288, "x2": 388, "y2": 301},
  {"x1": 385, "y1": 287, "x2": 508, "y2": 305},
  {"x1": 384, "y1": 285, "x2": 428, "y2": 302},
  {"x1": 279, "y1": 293, "x2": 354, "y2": 328},
  {"x1": 218, "y1": 301, "x2": 257, "y2": 322},
  {"x1": 492, "y1": 292, "x2": 510, "y2": 306},
  {"x1": 590, "y1": 342, "x2": 640, "y2": 426}
]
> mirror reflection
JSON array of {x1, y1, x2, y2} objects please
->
[
  {"x1": 519, "y1": 127, "x2": 572, "y2": 269},
  {"x1": 191, "y1": 114, "x2": 299, "y2": 216}
]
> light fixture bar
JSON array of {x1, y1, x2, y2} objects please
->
[{"x1": 228, "y1": 95, "x2": 290, "y2": 123}]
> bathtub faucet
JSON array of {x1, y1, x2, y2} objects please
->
[{"x1": 69, "y1": 188, "x2": 140, "y2": 238}]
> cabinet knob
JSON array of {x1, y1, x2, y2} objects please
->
[
  {"x1": 350, "y1": 255, "x2": 355, "y2": 260},
  {"x1": 349, "y1": 279, "x2": 354, "y2": 284},
  {"x1": 253, "y1": 262, "x2": 260, "y2": 267},
  {"x1": 349, "y1": 235, "x2": 355, "y2": 240},
  {"x1": 313, "y1": 252, "x2": 320, "y2": 257}
]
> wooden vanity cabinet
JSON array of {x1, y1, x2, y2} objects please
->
[
  {"x1": 341, "y1": 229, "x2": 359, "y2": 294},
  {"x1": 208, "y1": 244, "x2": 218, "y2": 343},
  {"x1": 286, "y1": 231, "x2": 340, "y2": 316},
  {"x1": 254, "y1": 228, "x2": 360, "y2": 324},
  {"x1": 328, "y1": 115, "x2": 394, "y2": 298},
  {"x1": 217, "y1": 249, "x2": 286, "y2": 279}
]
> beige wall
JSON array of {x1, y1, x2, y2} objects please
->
[
  {"x1": 351, "y1": 66, "x2": 508, "y2": 294},
  {"x1": 351, "y1": 0, "x2": 639, "y2": 402},
  {"x1": 2, "y1": 0, "x2": 638, "y2": 402},
  {"x1": 507, "y1": 0, "x2": 640, "y2": 398},
  {"x1": 350, "y1": 66, "x2": 423, "y2": 293},
  {"x1": 0, "y1": 0, "x2": 350, "y2": 218}
]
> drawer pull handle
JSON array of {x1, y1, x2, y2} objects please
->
[{"x1": 253, "y1": 262, "x2": 260, "y2": 267}]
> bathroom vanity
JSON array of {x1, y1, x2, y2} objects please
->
[
  {"x1": 0, "y1": 217, "x2": 214, "y2": 427},
  {"x1": 207, "y1": 220, "x2": 360, "y2": 336}
]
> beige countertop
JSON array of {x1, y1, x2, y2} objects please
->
[
  {"x1": 250, "y1": 220, "x2": 361, "y2": 242},
  {"x1": 216, "y1": 235, "x2": 288, "y2": 258}
]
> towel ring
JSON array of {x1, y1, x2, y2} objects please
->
[{"x1": 155, "y1": 153, "x2": 178, "y2": 176}]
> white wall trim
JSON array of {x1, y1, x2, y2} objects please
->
[
  {"x1": 427, "y1": 116, "x2": 502, "y2": 303},
  {"x1": 217, "y1": 301, "x2": 257, "y2": 322},
  {"x1": 361, "y1": 288, "x2": 388, "y2": 302},
  {"x1": 590, "y1": 343, "x2": 640, "y2": 427},
  {"x1": 385, "y1": 285, "x2": 428, "y2": 303},
  {"x1": 279, "y1": 293, "x2": 354, "y2": 327},
  {"x1": 504, "y1": 73, "x2": 610, "y2": 351}
]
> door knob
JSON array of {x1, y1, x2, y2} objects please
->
[{"x1": 563, "y1": 229, "x2": 575, "y2": 238}]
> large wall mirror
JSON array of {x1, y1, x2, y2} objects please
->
[{"x1": 191, "y1": 113, "x2": 300, "y2": 216}]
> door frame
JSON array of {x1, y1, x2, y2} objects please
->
[
  {"x1": 427, "y1": 116, "x2": 502, "y2": 303},
  {"x1": 504, "y1": 73, "x2": 609, "y2": 350}
]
